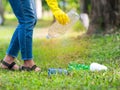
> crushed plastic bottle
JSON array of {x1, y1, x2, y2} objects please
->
[
  {"x1": 46, "y1": 10, "x2": 80, "y2": 39},
  {"x1": 48, "y1": 68, "x2": 68, "y2": 76}
]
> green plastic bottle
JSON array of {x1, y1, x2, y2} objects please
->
[{"x1": 68, "y1": 62, "x2": 90, "y2": 71}]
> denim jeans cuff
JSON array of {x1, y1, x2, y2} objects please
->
[
  {"x1": 6, "y1": 53, "x2": 17, "y2": 58},
  {"x1": 22, "y1": 57, "x2": 33, "y2": 60}
]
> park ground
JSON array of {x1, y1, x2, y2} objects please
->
[{"x1": 0, "y1": 15, "x2": 120, "y2": 90}]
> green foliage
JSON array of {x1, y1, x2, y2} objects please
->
[
  {"x1": 1, "y1": 0, "x2": 12, "y2": 12},
  {"x1": 1, "y1": 0, "x2": 8, "y2": 6},
  {"x1": 66, "y1": 0, "x2": 80, "y2": 12},
  {"x1": 46, "y1": 0, "x2": 80, "y2": 13},
  {"x1": 73, "y1": 21, "x2": 86, "y2": 32},
  {"x1": 2, "y1": 0, "x2": 81, "y2": 15},
  {"x1": 43, "y1": 0, "x2": 81, "y2": 13},
  {"x1": 42, "y1": 0, "x2": 49, "y2": 11}
]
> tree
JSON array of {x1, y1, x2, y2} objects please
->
[
  {"x1": 80, "y1": 0, "x2": 91, "y2": 14},
  {"x1": 36, "y1": 0, "x2": 42, "y2": 19},
  {"x1": 0, "y1": 0, "x2": 5, "y2": 25},
  {"x1": 87, "y1": 0, "x2": 120, "y2": 35}
]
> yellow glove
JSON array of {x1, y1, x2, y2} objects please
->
[{"x1": 46, "y1": 0, "x2": 70, "y2": 25}]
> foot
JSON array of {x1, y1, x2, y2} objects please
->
[
  {"x1": 21, "y1": 60, "x2": 41, "y2": 72},
  {"x1": 0, "y1": 55, "x2": 19, "y2": 70}
]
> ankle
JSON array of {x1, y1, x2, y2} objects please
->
[
  {"x1": 3, "y1": 55, "x2": 15, "y2": 63},
  {"x1": 23, "y1": 60, "x2": 35, "y2": 67}
]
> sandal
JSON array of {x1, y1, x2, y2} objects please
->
[
  {"x1": 0, "y1": 59, "x2": 18, "y2": 70},
  {"x1": 19, "y1": 65, "x2": 41, "y2": 72},
  {"x1": 1, "y1": 59, "x2": 40, "y2": 72}
]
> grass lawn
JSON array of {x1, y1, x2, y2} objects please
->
[{"x1": 0, "y1": 16, "x2": 120, "y2": 90}]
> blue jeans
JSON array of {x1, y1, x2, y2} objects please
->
[{"x1": 7, "y1": 0, "x2": 37, "y2": 60}]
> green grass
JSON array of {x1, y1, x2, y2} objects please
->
[{"x1": 0, "y1": 18, "x2": 120, "y2": 90}]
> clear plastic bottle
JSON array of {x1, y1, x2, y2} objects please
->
[{"x1": 46, "y1": 10, "x2": 80, "y2": 39}]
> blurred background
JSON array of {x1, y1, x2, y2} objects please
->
[
  {"x1": 0, "y1": 0, "x2": 120, "y2": 35},
  {"x1": 0, "y1": 0, "x2": 86, "y2": 38},
  {"x1": 0, "y1": 0, "x2": 82, "y2": 25}
]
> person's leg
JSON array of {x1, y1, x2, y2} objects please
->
[
  {"x1": 1, "y1": 0, "x2": 25, "y2": 69},
  {"x1": 2, "y1": 25, "x2": 24, "y2": 69},
  {"x1": 5, "y1": 25, "x2": 20, "y2": 58},
  {"x1": 1, "y1": 0, "x2": 40, "y2": 71},
  {"x1": 8, "y1": 0, "x2": 40, "y2": 71},
  {"x1": 1, "y1": 17, "x2": 20, "y2": 70}
]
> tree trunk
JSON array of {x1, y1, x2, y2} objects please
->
[
  {"x1": 87, "y1": 0, "x2": 120, "y2": 35},
  {"x1": 80, "y1": 0, "x2": 91, "y2": 14},
  {"x1": 0, "y1": 0, "x2": 5, "y2": 25},
  {"x1": 36, "y1": 0, "x2": 42, "y2": 19}
]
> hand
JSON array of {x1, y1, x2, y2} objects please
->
[
  {"x1": 53, "y1": 9, "x2": 70, "y2": 25},
  {"x1": 46, "y1": 0, "x2": 70, "y2": 25}
]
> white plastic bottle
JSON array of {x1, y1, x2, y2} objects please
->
[
  {"x1": 46, "y1": 10, "x2": 80, "y2": 39},
  {"x1": 79, "y1": 13, "x2": 89, "y2": 30},
  {"x1": 90, "y1": 62, "x2": 107, "y2": 71}
]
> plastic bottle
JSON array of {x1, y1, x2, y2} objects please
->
[
  {"x1": 90, "y1": 62, "x2": 107, "y2": 71},
  {"x1": 68, "y1": 63, "x2": 90, "y2": 71},
  {"x1": 68, "y1": 62, "x2": 107, "y2": 71},
  {"x1": 79, "y1": 13, "x2": 89, "y2": 30},
  {"x1": 48, "y1": 68, "x2": 68, "y2": 76},
  {"x1": 46, "y1": 10, "x2": 80, "y2": 39}
]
